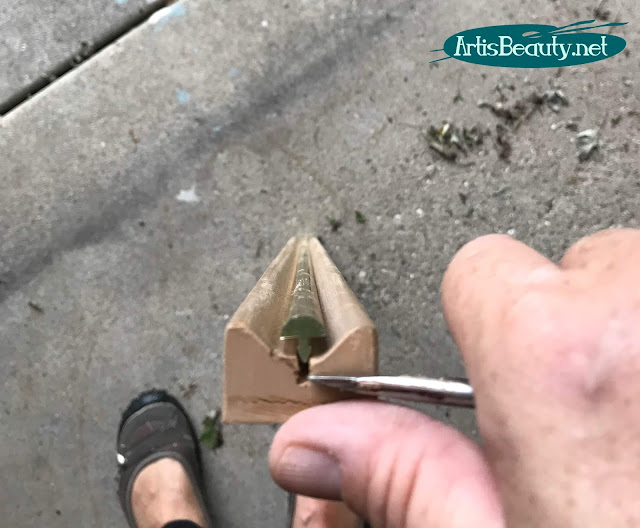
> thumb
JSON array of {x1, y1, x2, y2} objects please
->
[{"x1": 269, "y1": 401, "x2": 504, "y2": 528}]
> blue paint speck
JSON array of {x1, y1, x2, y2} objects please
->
[
  {"x1": 177, "y1": 89, "x2": 191, "y2": 104},
  {"x1": 228, "y1": 67, "x2": 240, "y2": 78},
  {"x1": 115, "y1": 0, "x2": 127, "y2": 5},
  {"x1": 193, "y1": 46, "x2": 199, "y2": 54},
  {"x1": 213, "y1": 125, "x2": 223, "y2": 132},
  {"x1": 151, "y1": 3, "x2": 186, "y2": 31}
]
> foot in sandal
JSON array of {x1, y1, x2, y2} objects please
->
[{"x1": 117, "y1": 390, "x2": 212, "y2": 528}]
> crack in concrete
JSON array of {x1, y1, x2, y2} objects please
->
[{"x1": 0, "y1": 0, "x2": 171, "y2": 116}]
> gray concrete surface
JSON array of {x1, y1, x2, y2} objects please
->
[
  {"x1": 1, "y1": 0, "x2": 639, "y2": 525},
  {"x1": 0, "y1": 0, "x2": 165, "y2": 110}
]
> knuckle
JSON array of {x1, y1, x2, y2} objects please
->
[
  {"x1": 365, "y1": 436, "x2": 429, "y2": 527},
  {"x1": 364, "y1": 426, "x2": 467, "y2": 528},
  {"x1": 501, "y1": 287, "x2": 562, "y2": 351},
  {"x1": 561, "y1": 228, "x2": 640, "y2": 270},
  {"x1": 499, "y1": 285, "x2": 638, "y2": 406}
]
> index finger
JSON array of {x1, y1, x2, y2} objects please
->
[{"x1": 441, "y1": 234, "x2": 559, "y2": 383}]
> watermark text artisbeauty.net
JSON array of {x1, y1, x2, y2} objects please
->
[
  {"x1": 454, "y1": 35, "x2": 609, "y2": 61},
  {"x1": 430, "y1": 20, "x2": 627, "y2": 68}
]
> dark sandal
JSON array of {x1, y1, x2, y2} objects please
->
[{"x1": 117, "y1": 389, "x2": 212, "y2": 528}]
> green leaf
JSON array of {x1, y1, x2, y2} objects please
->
[
  {"x1": 200, "y1": 411, "x2": 223, "y2": 451},
  {"x1": 326, "y1": 216, "x2": 342, "y2": 232},
  {"x1": 355, "y1": 210, "x2": 366, "y2": 224}
]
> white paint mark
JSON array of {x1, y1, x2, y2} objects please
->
[
  {"x1": 393, "y1": 214, "x2": 402, "y2": 224},
  {"x1": 358, "y1": 270, "x2": 367, "y2": 279},
  {"x1": 149, "y1": 3, "x2": 186, "y2": 30},
  {"x1": 415, "y1": 208, "x2": 424, "y2": 218},
  {"x1": 176, "y1": 185, "x2": 200, "y2": 203},
  {"x1": 261, "y1": 19, "x2": 269, "y2": 27},
  {"x1": 507, "y1": 228, "x2": 516, "y2": 236},
  {"x1": 175, "y1": 309, "x2": 193, "y2": 317}
]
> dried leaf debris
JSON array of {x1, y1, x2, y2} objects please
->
[
  {"x1": 426, "y1": 121, "x2": 488, "y2": 161},
  {"x1": 576, "y1": 129, "x2": 601, "y2": 162}
]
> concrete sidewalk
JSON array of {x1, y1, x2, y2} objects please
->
[
  {"x1": 0, "y1": 0, "x2": 166, "y2": 110},
  {"x1": 1, "y1": 0, "x2": 638, "y2": 525}
]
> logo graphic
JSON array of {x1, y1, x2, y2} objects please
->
[{"x1": 431, "y1": 20, "x2": 627, "y2": 68}]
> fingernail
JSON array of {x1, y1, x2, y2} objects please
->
[{"x1": 275, "y1": 446, "x2": 342, "y2": 499}]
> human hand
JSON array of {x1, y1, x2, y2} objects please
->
[{"x1": 269, "y1": 229, "x2": 640, "y2": 527}]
